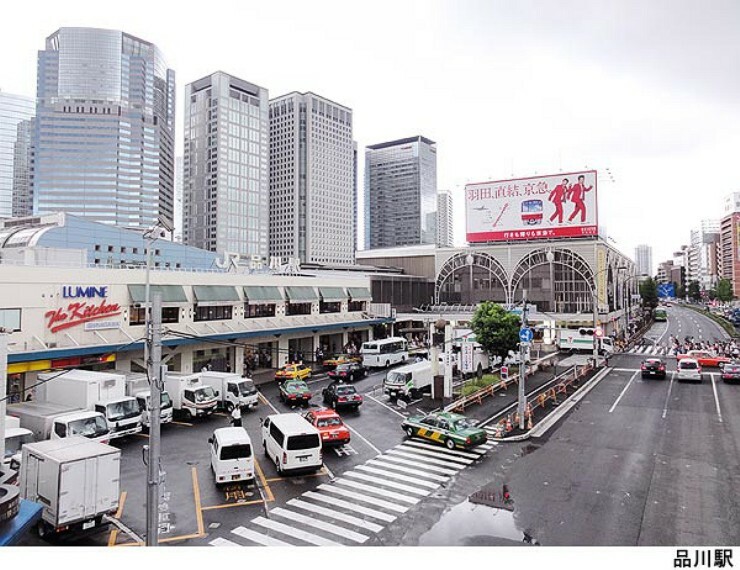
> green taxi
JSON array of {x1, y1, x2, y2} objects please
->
[
  {"x1": 278, "y1": 379, "x2": 312, "y2": 407},
  {"x1": 401, "y1": 411, "x2": 487, "y2": 450}
]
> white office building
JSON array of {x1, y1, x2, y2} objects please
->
[
  {"x1": 634, "y1": 244, "x2": 653, "y2": 277},
  {"x1": 437, "y1": 190, "x2": 453, "y2": 247}
]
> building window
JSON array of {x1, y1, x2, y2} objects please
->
[
  {"x1": 129, "y1": 306, "x2": 146, "y2": 326},
  {"x1": 129, "y1": 307, "x2": 180, "y2": 326},
  {"x1": 286, "y1": 302, "x2": 312, "y2": 316},
  {"x1": 319, "y1": 301, "x2": 341, "y2": 314},
  {"x1": 194, "y1": 305, "x2": 233, "y2": 321},
  {"x1": 349, "y1": 301, "x2": 366, "y2": 312},
  {"x1": 245, "y1": 304, "x2": 276, "y2": 318},
  {"x1": 0, "y1": 308, "x2": 21, "y2": 332}
]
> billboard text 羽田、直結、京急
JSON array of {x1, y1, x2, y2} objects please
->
[{"x1": 465, "y1": 170, "x2": 598, "y2": 243}]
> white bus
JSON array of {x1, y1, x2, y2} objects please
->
[{"x1": 360, "y1": 337, "x2": 409, "y2": 368}]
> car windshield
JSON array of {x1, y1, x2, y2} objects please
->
[
  {"x1": 387, "y1": 372, "x2": 411, "y2": 384},
  {"x1": 194, "y1": 387, "x2": 215, "y2": 403},
  {"x1": 161, "y1": 392, "x2": 173, "y2": 408},
  {"x1": 5, "y1": 432, "x2": 34, "y2": 456},
  {"x1": 645, "y1": 360, "x2": 662, "y2": 366},
  {"x1": 220, "y1": 443, "x2": 251, "y2": 460},
  {"x1": 681, "y1": 362, "x2": 699, "y2": 370},
  {"x1": 106, "y1": 399, "x2": 140, "y2": 421},
  {"x1": 725, "y1": 365, "x2": 740, "y2": 373},
  {"x1": 287, "y1": 434, "x2": 320, "y2": 450},
  {"x1": 336, "y1": 364, "x2": 352, "y2": 371},
  {"x1": 336, "y1": 385, "x2": 356, "y2": 395},
  {"x1": 453, "y1": 418, "x2": 476, "y2": 430},
  {"x1": 317, "y1": 417, "x2": 343, "y2": 428},
  {"x1": 286, "y1": 382, "x2": 307, "y2": 392},
  {"x1": 68, "y1": 416, "x2": 109, "y2": 438},
  {"x1": 238, "y1": 380, "x2": 256, "y2": 396}
]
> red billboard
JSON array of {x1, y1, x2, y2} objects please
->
[{"x1": 465, "y1": 170, "x2": 598, "y2": 243}]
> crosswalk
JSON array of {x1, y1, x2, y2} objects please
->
[
  {"x1": 209, "y1": 426, "x2": 499, "y2": 547},
  {"x1": 623, "y1": 345, "x2": 674, "y2": 356}
]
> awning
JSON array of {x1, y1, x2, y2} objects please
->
[
  {"x1": 128, "y1": 284, "x2": 188, "y2": 304},
  {"x1": 347, "y1": 287, "x2": 372, "y2": 301},
  {"x1": 244, "y1": 285, "x2": 283, "y2": 304},
  {"x1": 192, "y1": 285, "x2": 240, "y2": 305},
  {"x1": 285, "y1": 286, "x2": 318, "y2": 302},
  {"x1": 318, "y1": 287, "x2": 347, "y2": 302}
]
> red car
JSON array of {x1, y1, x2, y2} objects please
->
[
  {"x1": 676, "y1": 350, "x2": 731, "y2": 368},
  {"x1": 303, "y1": 408, "x2": 350, "y2": 446}
]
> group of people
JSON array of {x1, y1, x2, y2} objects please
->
[
  {"x1": 667, "y1": 335, "x2": 740, "y2": 359},
  {"x1": 547, "y1": 174, "x2": 593, "y2": 224}
]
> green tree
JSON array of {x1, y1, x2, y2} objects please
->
[
  {"x1": 470, "y1": 301, "x2": 521, "y2": 361},
  {"x1": 715, "y1": 278, "x2": 734, "y2": 302},
  {"x1": 674, "y1": 281, "x2": 686, "y2": 299},
  {"x1": 639, "y1": 277, "x2": 659, "y2": 309},
  {"x1": 688, "y1": 280, "x2": 701, "y2": 301}
]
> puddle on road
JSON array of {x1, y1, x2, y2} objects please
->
[{"x1": 418, "y1": 499, "x2": 540, "y2": 546}]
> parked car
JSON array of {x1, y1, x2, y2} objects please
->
[
  {"x1": 275, "y1": 363, "x2": 312, "y2": 381},
  {"x1": 322, "y1": 354, "x2": 362, "y2": 370},
  {"x1": 721, "y1": 363, "x2": 740, "y2": 383},
  {"x1": 641, "y1": 358, "x2": 666, "y2": 379},
  {"x1": 676, "y1": 358, "x2": 702, "y2": 382},
  {"x1": 401, "y1": 411, "x2": 487, "y2": 450},
  {"x1": 278, "y1": 380, "x2": 312, "y2": 406},
  {"x1": 208, "y1": 427, "x2": 254, "y2": 486},
  {"x1": 322, "y1": 382, "x2": 363, "y2": 411},
  {"x1": 327, "y1": 362, "x2": 367, "y2": 382},
  {"x1": 303, "y1": 408, "x2": 351, "y2": 446}
]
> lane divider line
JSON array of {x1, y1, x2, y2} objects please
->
[
  {"x1": 609, "y1": 371, "x2": 639, "y2": 413},
  {"x1": 662, "y1": 373, "x2": 675, "y2": 419},
  {"x1": 709, "y1": 373, "x2": 724, "y2": 424}
]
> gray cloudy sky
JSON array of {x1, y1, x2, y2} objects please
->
[{"x1": 1, "y1": 0, "x2": 739, "y2": 269}]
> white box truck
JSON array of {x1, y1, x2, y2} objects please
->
[
  {"x1": 121, "y1": 372, "x2": 174, "y2": 429},
  {"x1": 3, "y1": 415, "x2": 34, "y2": 470},
  {"x1": 557, "y1": 328, "x2": 614, "y2": 355},
  {"x1": 164, "y1": 372, "x2": 218, "y2": 420},
  {"x1": 6, "y1": 402, "x2": 110, "y2": 443},
  {"x1": 200, "y1": 371, "x2": 259, "y2": 412},
  {"x1": 19, "y1": 437, "x2": 121, "y2": 539},
  {"x1": 39, "y1": 369, "x2": 142, "y2": 439},
  {"x1": 383, "y1": 361, "x2": 434, "y2": 400}
]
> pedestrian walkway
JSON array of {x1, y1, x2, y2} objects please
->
[
  {"x1": 209, "y1": 436, "x2": 497, "y2": 547},
  {"x1": 624, "y1": 345, "x2": 673, "y2": 356}
]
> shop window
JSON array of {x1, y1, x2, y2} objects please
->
[
  {"x1": 0, "y1": 308, "x2": 21, "y2": 331},
  {"x1": 319, "y1": 301, "x2": 341, "y2": 314},
  {"x1": 130, "y1": 306, "x2": 146, "y2": 326},
  {"x1": 194, "y1": 305, "x2": 233, "y2": 321},
  {"x1": 286, "y1": 302, "x2": 312, "y2": 316},
  {"x1": 349, "y1": 301, "x2": 365, "y2": 312},
  {"x1": 245, "y1": 304, "x2": 276, "y2": 318},
  {"x1": 130, "y1": 306, "x2": 180, "y2": 325}
]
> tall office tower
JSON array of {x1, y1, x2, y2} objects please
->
[
  {"x1": 0, "y1": 90, "x2": 35, "y2": 218},
  {"x1": 634, "y1": 244, "x2": 653, "y2": 277},
  {"x1": 269, "y1": 92, "x2": 355, "y2": 265},
  {"x1": 365, "y1": 136, "x2": 437, "y2": 250},
  {"x1": 33, "y1": 28, "x2": 176, "y2": 229},
  {"x1": 690, "y1": 220, "x2": 720, "y2": 291},
  {"x1": 437, "y1": 190, "x2": 453, "y2": 247},
  {"x1": 184, "y1": 73, "x2": 269, "y2": 258},
  {"x1": 174, "y1": 155, "x2": 183, "y2": 242}
]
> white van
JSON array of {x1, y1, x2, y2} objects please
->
[
  {"x1": 208, "y1": 427, "x2": 254, "y2": 485},
  {"x1": 261, "y1": 413, "x2": 322, "y2": 475},
  {"x1": 383, "y1": 361, "x2": 433, "y2": 400},
  {"x1": 676, "y1": 358, "x2": 702, "y2": 383}
]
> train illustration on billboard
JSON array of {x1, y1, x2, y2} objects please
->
[{"x1": 520, "y1": 200, "x2": 543, "y2": 225}]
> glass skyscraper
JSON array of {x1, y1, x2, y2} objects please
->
[
  {"x1": 184, "y1": 72, "x2": 269, "y2": 259},
  {"x1": 33, "y1": 28, "x2": 176, "y2": 230},
  {"x1": 365, "y1": 136, "x2": 437, "y2": 250},
  {"x1": 0, "y1": 90, "x2": 35, "y2": 219}
]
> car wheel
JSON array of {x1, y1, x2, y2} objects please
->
[
  {"x1": 353, "y1": 405, "x2": 360, "y2": 413},
  {"x1": 263, "y1": 442, "x2": 268, "y2": 456},
  {"x1": 385, "y1": 360, "x2": 390, "y2": 368},
  {"x1": 405, "y1": 426, "x2": 414, "y2": 438},
  {"x1": 275, "y1": 456, "x2": 282, "y2": 475},
  {"x1": 225, "y1": 402, "x2": 234, "y2": 413},
  {"x1": 445, "y1": 438, "x2": 456, "y2": 450}
]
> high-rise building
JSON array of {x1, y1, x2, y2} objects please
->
[
  {"x1": 365, "y1": 136, "x2": 437, "y2": 250},
  {"x1": 689, "y1": 220, "x2": 720, "y2": 291},
  {"x1": 174, "y1": 155, "x2": 183, "y2": 243},
  {"x1": 437, "y1": 190, "x2": 453, "y2": 247},
  {"x1": 184, "y1": 72, "x2": 268, "y2": 258},
  {"x1": 634, "y1": 244, "x2": 653, "y2": 277},
  {"x1": 0, "y1": 90, "x2": 35, "y2": 218},
  {"x1": 269, "y1": 92, "x2": 355, "y2": 265},
  {"x1": 720, "y1": 213, "x2": 740, "y2": 297},
  {"x1": 33, "y1": 27, "x2": 176, "y2": 230}
]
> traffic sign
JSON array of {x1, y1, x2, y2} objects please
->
[
  {"x1": 501, "y1": 366, "x2": 508, "y2": 380},
  {"x1": 594, "y1": 327, "x2": 603, "y2": 338},
  {"x1": 519, "y1": 328, "x2": 533, "y2": 343}
]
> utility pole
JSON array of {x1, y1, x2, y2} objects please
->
[
  {"x1": 518, "y1": 290, "x2": 528, "y2": 430},
  {"x1": 0, "y1": 334, "x2": 7, "y2": 468},
  {"x1": 146, "y1": 292, "x2": 163, "y2": 546},
  {"x1": 592, "y1": 289, "x2": 599, "y2": 366}
]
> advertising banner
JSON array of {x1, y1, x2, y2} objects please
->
[{"x1": 466, "y1": 170, "x2": 598, "y2": 243}]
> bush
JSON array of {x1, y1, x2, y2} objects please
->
[{"x1": 460, "y1": 373, "x2": 500, "y2": 397}]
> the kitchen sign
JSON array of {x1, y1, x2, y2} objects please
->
[{"x1": 46, "y1": 286, "x2": 122, "y2": 333}]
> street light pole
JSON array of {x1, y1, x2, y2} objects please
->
[
  {"x1": 146, "y1": 292, "x2": 163, "y2": 546},
  {"x1": 518, "y1": 289, "x2": 528, "y2": 430}
]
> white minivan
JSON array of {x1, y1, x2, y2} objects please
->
[
  {"x1": 208, "y1": 427, "x2": 254, "y2": 485},
  {"x1": 261, "y1": 413, "x2": 322, "y2": 475}
]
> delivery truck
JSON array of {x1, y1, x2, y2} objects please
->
[
  {"x1": 164, "y1": 372, "x2": 218, "y2": 419},
  {"x1": 121, "y1": 372, "x2": 174, "y2": 429},
  {"x1": 38, "y1": 369, "x2": 142, "y2": 439},
  {"x1": 3, "y1": 415, "x2": 34, "y2": 470},
  {"x1": 19, "y1": 437, "x2": 121, "y2": 539},
  {"x1": 6, "y1": 402, "x2": 110, "y2": 443},
  {"x1": 557, "y1": 328, "x2": 614, "y2": 355},
  {"x1": 200, "y1": 371, "x2": 259, "y2": 412}
]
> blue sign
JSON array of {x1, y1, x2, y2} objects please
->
[
  {"x1": 519, "y1": 328, "x2": 533, "y2": 343},
  {"x1": 62, "y1": 285, "x2": 108, "y2": 299},
  {"x1": 657, "y1": 283, "x2": 675, "y2": 298}
]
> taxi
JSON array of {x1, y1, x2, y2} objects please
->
[
  {"x1": 401, "y1": 411, "x2": 487, "y2": 450},
  {"x1": 322, "y1": 354, "x2": 362, "y2": 370},
  {"x1": 278, "y1": 379, "x2": 312, "y2": 406},
  {"x1": 275, "y1": 362, "x2": 312, "y2": 381},
  {"x1": 676, "y1": 350, "x2": 730, "y2": 368},
  {"x1": 303, "y1": 408, "x2": 351, "y2": 446}
]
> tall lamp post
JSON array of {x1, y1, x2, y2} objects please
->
[{"x1": 590, "y1": 265, "x2": 628, "y2": 366}]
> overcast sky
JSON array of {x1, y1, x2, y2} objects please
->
[{"x1": 1, "y1": 0, "x2": 739, "y2": 271}]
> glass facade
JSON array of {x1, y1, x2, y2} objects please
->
[
  {"x1": 183, "y1": 72, "x2": 269, "y2": 258},
  {"x1": 0, "y1": 91, "x2": 35, "y2": 218},
  {"x1": 33, "y1": 27, "x2": 175, "y2": 230},
  {"x1": 365, "y1": 136, "x2": 437, "y2": 249}
]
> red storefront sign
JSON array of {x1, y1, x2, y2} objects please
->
[{"x1": 45, "y1": 299, "x2": 122, "y2": 333}]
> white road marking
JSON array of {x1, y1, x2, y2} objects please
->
[
  {"x1": 662, "y1": 373, "x2": 675, "y2": 419},
  {"x1": 287, "y1": 498, "x2": 384, "y2": 533},
  {"x1": 209, "y1": 537, "x2": 240, "y2": 547},
  {"x1": 271, "y1": 507, "x2": 369, "y2": 543},
  {"x1": 386, "y1": 448, "x2": 467, "y2": 469},
  {"x1": 258, "y1": 392, "x2": 280, "y2": 414},
  {"x1": 345, "y1": 423, "x2": 382, "y2": 455},
  {"x1": 303, "y1": 490, "x2": 397, "y2": 522},
  {"x1": 344, "y1": 471, "x2": 431, "y2": 496},
  {"x1": 252, "y1": 516, "x2": 342, "y2": 546},
  {"x1": 315, "y1": 485, "x2": 408, "y2": 514},
  {"x1": 399, "y1": 443, "x2": 473, "y2": 464},
  {"x1": 709, "y1": 373, "x2": 724, "y2": 424},
  {"x1": 333, "y1": 477, "x2": 420, "y2": 504},
  {"x1": 365, "y1": 394, "x2": 407, "y2": 418},
  {"x1": 355, "y1": 465, "x2": 440, "y2": 488},
  {"x1": 367, "y1": 458, "x2": 449, "y2": 482},
  {"x1": 402, "y1": 439, "x2": 482, "y2": 460},
  {"x1": 609, "y1": 371, "x2": 639, "y2": 413},
  {"x1": 231, "y1": 525, "x2": 291, "y2": 547},
  {"x1": 377, "y1": 453, "x2": 459, "y2": 475}
]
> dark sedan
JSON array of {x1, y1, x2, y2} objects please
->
[
  {"x1": 322, "y1": 382, "x2": 363, "y2": 411},
  {"x1": 721, "y1": 363, "x2": 740, "y2": 383},
  {"x1": 327, "y1": 362, "x2": 367, "y2": 382},
  {"x1": 641, "y1": 358, "x2": 666, "y2": 379}
]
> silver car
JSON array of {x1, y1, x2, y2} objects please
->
[{"x1": 676, "y1": 358, "x2": 702, "y2": 382}]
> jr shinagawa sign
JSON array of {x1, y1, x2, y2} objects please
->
[{"x1": 465, "y1": 170, "x2": 598, "y2": 243}]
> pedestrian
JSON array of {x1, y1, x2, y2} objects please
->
[{"x1": 231, "y1": 406, "x2": 242, "y2": 428}]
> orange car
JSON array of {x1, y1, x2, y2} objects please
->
[
  {"x1": 303, "y1": 408, "x2": 350, "y2": 446},
  {"x1": 676, "y1": 350, "x2": 731, "y2": 368}
]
